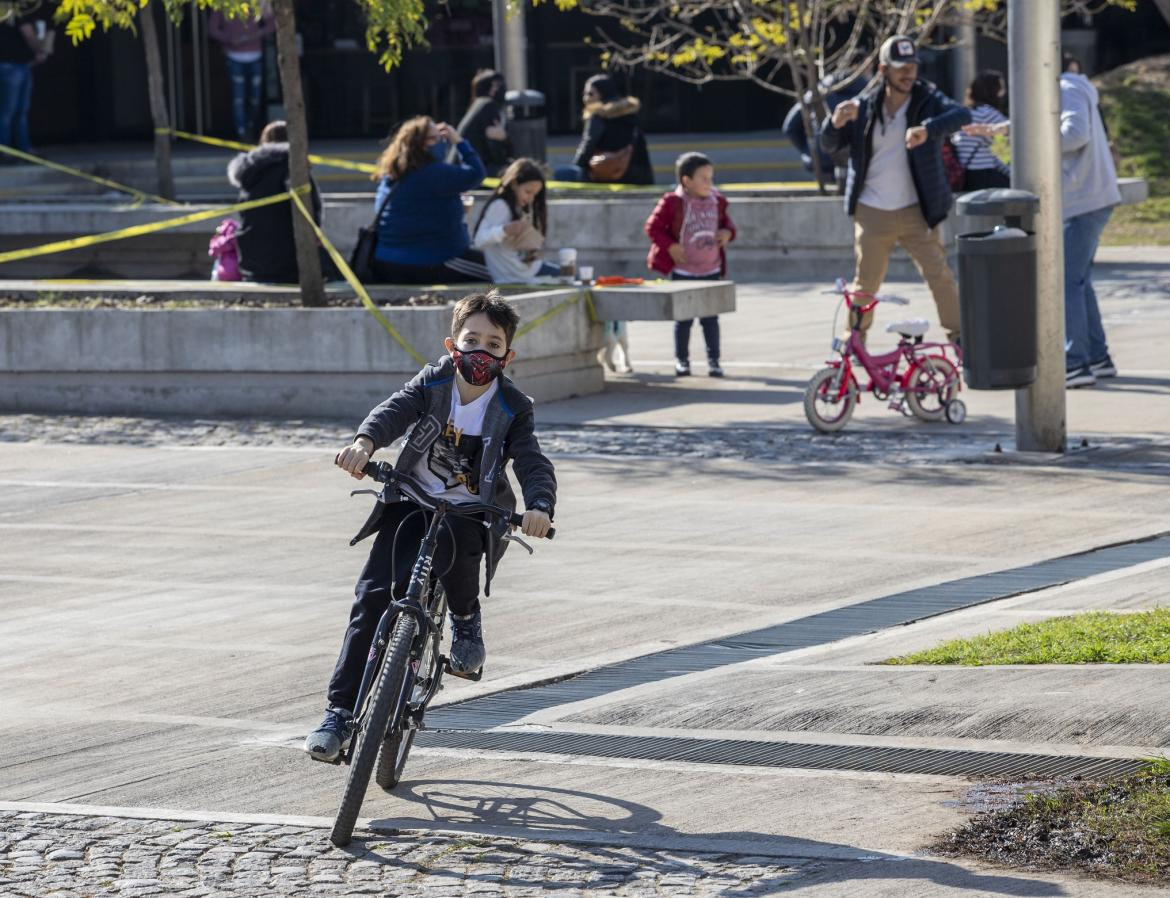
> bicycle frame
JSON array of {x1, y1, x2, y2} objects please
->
[
  {"x1": 824, "y1": 290, "x2": 961, "y2": 404},
  {"x1": 343, "y1": 503, "x2": 450, "y2": 764}
]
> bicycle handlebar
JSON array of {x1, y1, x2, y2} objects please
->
[{"x1": 360, "y1": 460, "x2": 555, "y2": 539}]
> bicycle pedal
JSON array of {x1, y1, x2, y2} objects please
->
[{"x1": 444, "y1": 662, "x2": 483, "y2": 682}]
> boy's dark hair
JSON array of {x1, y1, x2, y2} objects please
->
[
  {"x1": 451, "y1": 290, "x2": 520, "y2": 348},
  {"x1": 471, "y1": 68, "x2": 505, "y2": 99},
  {"x1": 676, "y1": 152, "x2": 714, "y2": 183}
]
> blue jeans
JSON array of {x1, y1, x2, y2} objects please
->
[
  {"x1": 226, "y1": 57, "x2": 263, "y2": 140},
  {"x1": 554, "y1": 163, "x2": 587, "y2": 182},
  {"x1": 1063, "y1": 205, "x2": 1114, "y2": 370},
  {"x1": 0, "y1": 62, "x2": 33, "y2": 152}
]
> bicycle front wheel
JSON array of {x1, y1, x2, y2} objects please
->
[
  {"x1": 376, "y1": 584, "x2": 447, "y2": 791},
  {"x1": 330, "y1": 614, "x2": 417, "y2": 848},
  {"x1": 804, "y1": 367, "x2": 858, "y2": 433}
]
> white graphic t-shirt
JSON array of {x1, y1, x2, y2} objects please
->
[
  {"x1": 408, "y1": 378, "x2": 499, "y2": 505},
  {"x1": 858, "y1": 99, "x2": 919, "y2": 211}
]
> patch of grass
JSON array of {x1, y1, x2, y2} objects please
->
[
  {"x1": 1097, "y1": 59, "x2": 1170, "y2": 246},
  {"x1": 883, "y1": 608, "x2": 1170, "y2": 665},
  {"x1": 936, "y1": 759, "x2": 1170, "y2": 883}
]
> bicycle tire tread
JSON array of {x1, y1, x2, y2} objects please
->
[{"x1": 330, "y1": 617, "x2": 416, "y2": 847}]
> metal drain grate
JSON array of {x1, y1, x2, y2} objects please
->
[
  {"x1": 428, "y1": 533, "x2": 1170, "y2": 732},
  {"x1": 417, "y1": 729, "x2": 1145, "y2": 780}
]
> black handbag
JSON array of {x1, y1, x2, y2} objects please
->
[{"x1": 349, "y1": 182, "x2": 395, "y2": 282}]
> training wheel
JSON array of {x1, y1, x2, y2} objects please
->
[{"x1": 945, "y1": 399, "x2": 967, "y2": 425}]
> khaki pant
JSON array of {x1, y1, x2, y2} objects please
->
[{"x1": 853, "y1": 202, "x2": 961, "y2": 342}]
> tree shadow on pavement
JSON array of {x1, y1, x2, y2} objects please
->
[{"x1": 360, "y1": 778, "x2": 1067, "y2": 896}]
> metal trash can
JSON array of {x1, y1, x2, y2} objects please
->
[
  {"x1": 505, "y1": 89, "x2": 547, "y2": 162},
  {"x1": 956, "y1": 189, "x2": 1040, "y2": 390}
]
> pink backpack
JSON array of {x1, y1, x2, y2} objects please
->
[{"x1": 209, "y1": 218, "x2": 242, "y2": 281}]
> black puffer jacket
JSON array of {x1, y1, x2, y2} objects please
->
[
  {"x1": 819, "y1": 79, "x2": 970, "y2": 228},
  {"x1": 571, "y1": 96, "x2": 654, "y2": 185},
  {"x1": 226, "y1": 142, "x2": 322, "y2": 283}
]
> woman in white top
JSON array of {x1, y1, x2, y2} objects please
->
[
  {"x1": 952, "y1": 70, "x2": 1011, "y2": 191},
  {"x1": 472, "y1": 158, "x2": 560, "y2": 283}
]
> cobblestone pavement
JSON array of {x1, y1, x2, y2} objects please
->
[
  {"x1": 0, "y1": 811, "x2": 810, "y2": 897},
  {"x1": 4, "y1": 412, "x2": 1166, "y2": 471}
]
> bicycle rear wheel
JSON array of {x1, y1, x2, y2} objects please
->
[
  {"x1": 330, "y1": 614, "x2": 417, "y2": 847},
  {"x1": 376, "y1": 583, "x2": 446, "y2": 791},
  {"x1": 905, "y1": 357, "x2": 958, "y2": 422}
]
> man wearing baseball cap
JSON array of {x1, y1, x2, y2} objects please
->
[{"x1": 819, "y1": 35, "x2": 971, "y2": 342}]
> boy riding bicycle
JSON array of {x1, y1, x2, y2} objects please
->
[{"x1": 305, "y1": 291, "x2": 557, "y2": 762}]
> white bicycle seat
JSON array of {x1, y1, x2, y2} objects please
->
[{"x1": 885, "y1": 318, "x2": 930, "y2": 338}]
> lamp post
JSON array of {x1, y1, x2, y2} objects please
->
[
  {"x1": 493, "y1": 0, "x2": 528, "y2": 90},
  {"x1": 1009, "y1": 0, "x2": 1066, "y2": 452}
]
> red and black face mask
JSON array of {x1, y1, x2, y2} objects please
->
[{"x1": 451, "y1": 348, "x2": 507, "y2": 386}]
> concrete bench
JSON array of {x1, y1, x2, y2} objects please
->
[{"x1": 590, "y1": 279, "x2": 736, "y2": 321}]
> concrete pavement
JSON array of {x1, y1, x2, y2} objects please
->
[{"x1": 1, "y1": 248, "x2": 1169, "y2": 895}]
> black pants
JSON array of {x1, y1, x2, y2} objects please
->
[
  {"x1": 326, "y1": 502, "x2": 485, "y2": 710},
  {"x1": 962, "y1": 168, "x2": 1010, "y2": 191},
  {"x1": 671, "y1": 271, "x2": 721, "y2": 362},
  {"x1": 370, "y1": 248, "x2": 490, "y2": 285}
]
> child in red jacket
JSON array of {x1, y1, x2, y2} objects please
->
[{"x1": 644, "y1": 152, "x2": 736, "y2": 376}]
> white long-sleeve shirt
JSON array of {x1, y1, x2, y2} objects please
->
[{"x1": 472, "y1": 198, "x2": 547, "y2": 283}]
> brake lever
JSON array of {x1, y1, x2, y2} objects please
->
[
  {"x1": 350, "y1": 489, "x2": 382, "y2": 499},
  {"x1": 502, "y1": 533, "x2": 535, "y2": 555}
]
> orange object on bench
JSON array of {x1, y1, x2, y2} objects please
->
[{"x1": 593, "y1": 276, "x2": 645, "y2": 286}]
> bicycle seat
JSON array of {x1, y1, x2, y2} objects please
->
[{"x1": 885, "y1": 318, "x2": 930, "y2": 339}]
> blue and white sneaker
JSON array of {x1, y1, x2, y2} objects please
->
[
  {"x1": 1065, "y1": 365, "x2": 1097, "y2": 389},
  {"x1": 1089, "y1": 354, "x2": 1117, "y2": 378},
  {"x1": 448, "y1": 611, "x2": 486, "y2": 678},
  {"x1": 303, "y1": 707, "x2": 353, "y2": 762}
]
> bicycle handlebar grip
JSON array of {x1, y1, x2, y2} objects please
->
[
  {"x1": 509, "y1": 512, "x2": 556, "y2": 539},
  {"x1": 361, "y1": 460, "x2": 390, "y2": 481}
]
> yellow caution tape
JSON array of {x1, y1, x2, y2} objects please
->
[
  {"x1": 162, "y1": 128, "x2": 378, "y2": 175},
  {"x1": 0, "y1": 187, "x2": 306, "y2": 266},
  {"x1": 0, "y1": 144, "x2": 182, "y2": 207},
  {"x1": 513, "y1": 288, "x2": 593, "y2": 340},
  {"x1": 289, "y1": 189, "x2": 429, "y2": 367}
]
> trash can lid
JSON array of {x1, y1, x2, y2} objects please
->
[
  {"x1": 506, "y1": 89, "x2": 546, "y2": 107},
  {"x1": 956, "y1": 188, "x2": 1040, "y2": 218}
]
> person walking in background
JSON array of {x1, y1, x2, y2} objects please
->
[
  {"x1": 451, "y1": 69, "x2": 512, "y2": 178},
  {"x1": 1058, "y1": 62, "x2": 1121, "y2": 387},
  {"x1": 784, "y1": 73, "x2": 864, "y2": 191},
  {"x1": 226, "y1": 119, "x2": 324, "y2": 283},
  {"x1": 473, "y1": 158, "x2": 560, "y2": 283},
  {"x1": 0, "y1": 5, "x2": 49, "y2": 155},
  {"x1": 209, "y1": 5, "x2": 275, "y2": 143},
  {"x1": 819, "y1": 35, "x2": 969, "y2": 344},
  {"x1": 961, "y1": 56, "x2": 1122, "y2": 388},
  {"x1": 369, "y1": 116, "x2": 490, "y2": 284},
  {"x1": 645, "y1": 152, "x2": 736, "y2": 378},
  {"x1": 554, "y1": 74, "x2": 653, "y2": 185},
  {"x1": 952, "y1": 70, "x2": 1010, "y2": 190}
]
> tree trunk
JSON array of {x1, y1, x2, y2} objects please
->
[
  {"x1": 272, "y1": 0, "x2": 325, "y2": 307},
  {"x1": 139, "y1": 4, "x2": 174, "y2": 201}
]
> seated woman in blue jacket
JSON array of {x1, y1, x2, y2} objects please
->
[{"x1": 371, "y1": 116, "x2": 490, "y2": 284}]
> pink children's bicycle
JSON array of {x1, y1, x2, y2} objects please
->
[{"x1": 803, "y1": 278, "x2": 966, "y2": 433}]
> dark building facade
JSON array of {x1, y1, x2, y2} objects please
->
[{"x1": 21, "y1": 0, "x2": 1167, "y2": 147}]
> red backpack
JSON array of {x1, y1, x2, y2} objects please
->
[{"x1": 941, "y1": 141, "x2": 965, "y2": 192}]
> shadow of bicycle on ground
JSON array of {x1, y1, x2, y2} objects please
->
[{"x1": 352, "y1": 777, "x2": 1070, "y2": 896}]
